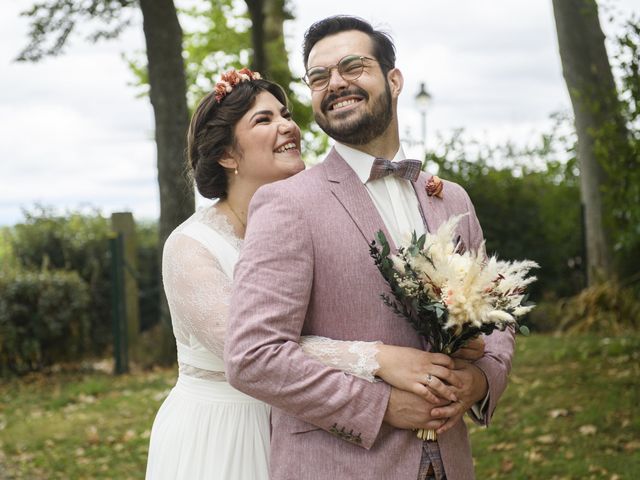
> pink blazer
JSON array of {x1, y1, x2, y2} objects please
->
[{"x1": 225, "y1": 148, "x2": 515, "y2": 480}]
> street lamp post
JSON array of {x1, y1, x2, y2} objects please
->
[{"x1": 415, "y1": 82, "x2": 431, "y2": 155}]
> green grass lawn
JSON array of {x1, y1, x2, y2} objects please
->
[{"x1": 1, "y1": 334, "x2": 638, "y2": 479}]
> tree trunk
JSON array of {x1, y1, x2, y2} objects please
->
[
  {"x1": 245, "y1": 0, "x2": 267, "y2": 73},
  {"x1": 262, "y1": 0, "x2": 290, "y2": 87},
  {"x1": 139, "y1": 0, "x2": 194, "y2": 362},
  {"x1": 245, "y1": 0, "x2": 290, "y2": 86},
  {"x1": 552, "y1": 0, "x2": 626, "y2": 284}
]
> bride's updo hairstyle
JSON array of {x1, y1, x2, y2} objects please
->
[{"x1": 187, "y1": 68, "x2": 288, "y2": 199}]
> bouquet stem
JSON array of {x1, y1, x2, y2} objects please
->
[{"x1": 416, "y1": 428, "x2": 437, "y2": 441}]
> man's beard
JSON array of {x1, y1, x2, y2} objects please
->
[{"x1": 315, "y1": 82, "x2": 393, "y2": 145}]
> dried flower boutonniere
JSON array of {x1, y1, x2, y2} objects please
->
[{"x1": 426, "y1": 175, "x2": 444, "y2": 198}]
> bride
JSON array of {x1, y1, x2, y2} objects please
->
[{"x1": 145, "y1": 68, "x2": 479, "y2": 479}]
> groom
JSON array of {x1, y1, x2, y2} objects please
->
[{"x1": 225, "y1": 15, "x2": 514, "y2": 480}]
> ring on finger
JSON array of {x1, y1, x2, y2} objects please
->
[{"x1": 425, "y1": 374, "x2": 433, "y2": 384}]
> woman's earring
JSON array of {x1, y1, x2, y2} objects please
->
[{"x1": 234, "y1": 168, "x2": 238, "y2": 175}]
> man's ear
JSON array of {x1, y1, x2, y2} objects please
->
[{"x1": 387, "y1": 68, "x2": 404, "y2": 98}]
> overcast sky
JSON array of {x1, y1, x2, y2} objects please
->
[{"x1": 0, "y1": 0, "x2": 637, "y2": 226}]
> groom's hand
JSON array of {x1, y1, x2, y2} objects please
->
[
  {"x1": 383, "y1": 387, "x2": 449, "y2": 431},
  {"x1": 375, "y1": 346, "x2": 461, "y2": 404},
  {"x1": 430, "y1": 359, "x2": 488, "y2": 434}
]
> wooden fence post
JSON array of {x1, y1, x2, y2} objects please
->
[{"x1": 111, "y1": 212, "x2": 140, "y2": 363}]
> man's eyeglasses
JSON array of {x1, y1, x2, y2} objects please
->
[{"x1": 303, "y1": 55, "x2": 383, "y2": 91}]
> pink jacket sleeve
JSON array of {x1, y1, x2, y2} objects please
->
[{"x1": 224, "y1": 184, "x2": 391, "y2": 449}]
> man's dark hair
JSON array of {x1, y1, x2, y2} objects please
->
[{"x1": 302, "y1": 16, "x2": 396, "y2": 75}]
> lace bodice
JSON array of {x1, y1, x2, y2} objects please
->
[{"x1": 162, "y1": 205, "x2": 381, "y2": 382}]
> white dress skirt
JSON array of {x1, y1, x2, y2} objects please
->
[{"x1": 146, "y1": 374, "x2": 270, "y2": 480}]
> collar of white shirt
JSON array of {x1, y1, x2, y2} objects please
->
[{"x1": 334, "y1": 143, "x2": 407, "y2": 184}]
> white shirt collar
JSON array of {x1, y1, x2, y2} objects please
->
[{"x1": 334, "y1": 142, "x2": 407, "y2": 184}]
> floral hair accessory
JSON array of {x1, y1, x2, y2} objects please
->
[
  {"x1": 426, "y1": 175, "x2": 444, "y2": 198},
  {"x1": 214, "y1": 68, "x2": 262, "y2": 103}
]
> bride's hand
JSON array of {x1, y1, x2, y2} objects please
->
[
  {"x1": 451, "y1": 336, "x2": 485, "y2": 362},
  {"x1": 374, "y1": 345, "x2": 462, "y2": 404}
]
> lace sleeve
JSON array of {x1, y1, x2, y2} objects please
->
[
  {"x1": 299, "y1": 335, "x2": 382, "y2": 382},
  {"x1": 162, "y1": 231, "x2": 231, "y2": 359}
]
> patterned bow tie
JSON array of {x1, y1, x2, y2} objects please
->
[{"x1": 368, "y1": 158, "x2": 422, "y2": 182}]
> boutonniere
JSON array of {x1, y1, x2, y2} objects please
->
[{"x1": 426, "y1": 175, "x2": 444, "y2": 198}]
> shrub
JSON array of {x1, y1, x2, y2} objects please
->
[
  {"x1": 555, "y1": 280, "x2": 640, "y2": 334},
  {"x1": 5, "y1": 208, "x2": 162, "y2": 363},
  {"x1": 426, "y1": 125, "x2": 584, "y2": 300},
  {"x1": 135, "y1": 221, "x2": 160, "y2": 332},
  {"x1": 10, "y1": 206, "x2": 113, "y2": 353},
  {"x1": 0, "y1": 269, "x2": 91, "y2": 375},
  {"x1": 528, "y1": 279, "x2": 640, "y2": 334}
]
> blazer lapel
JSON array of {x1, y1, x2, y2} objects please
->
[
  {"x1": 413, "y1": 172, "x2": 448, "y2": 234},
  {"x1": 323, "y1": 148, "x2": 397, "y2": 251}
]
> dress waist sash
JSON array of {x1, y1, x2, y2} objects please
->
[{"x1": 176, "y1": 343, "x2": 225, "y2": 372}]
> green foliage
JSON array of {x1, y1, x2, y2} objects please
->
[
  {"x1": 425, "y1": 118, "x2": 584, "y2": 302},
  {"x1": 602, "y1": 16, "x2": 640, "y2": 257},
  {"x1": 17, "y1": 0, "x2": 137, "y2": 62},
  {"x1": 135, "y1": 221, "x2": 160, "y2": 332},
  {"x1": 4, "y1": 207, "x2": 162, "y2": 367},
  {"x1": 180, "y1": 0, "x2": 253, "y2": 107},
  {"x1": 0, "y1": 227, "x2": 18, "y2": 272},
  {"x1": 0, "y1": 269, "x2": 91, "y2": 375},
  {"x1": 10, "y1": 206, "x2": 114, "y2": 353}
]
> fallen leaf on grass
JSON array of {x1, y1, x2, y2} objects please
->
[
  {"x1": 500, "y1": 459, "x2": 514, "y2": 473},
  {"x1": 549, "y1": 408, "x2": 569, "y2": 418},
  {"x1": 607, "y1": 368, "x2": 631, "y2": 379},
  {"x1": 153, "y1": 390, "x2": 171, "y2": 402},
  {"x1": 589, "y1": 464, "x2": 608, "y2": 475},
  {"x1": 579, "y1": 425, "x2": 597, "y2": 436},
  {"x1": 488, "y1": 442, "x2": 516, "y2": 452},
  {"x1": 122, "y1": 429, "x2": 135, "y2": 442},
  {"x1": 77, "y1": 394, "x2": 96, "y2": 404},
  {"x1": 565, "y1": 450, "x2": 575, "y2": 459},
  {"x1": 16, "y1": 452, "x2": 34, "y2": 463},
  {"x1": 86, "y1": 425, "x2": 100, "y2": 444},
  {"x1": 525, "y1": 449, "x2": 543, "y2": 463},
  {"x1": 624, "y1": 440, "x2": 640, "y2": 452},
  {"x1": 536, "y1": 434, "x2": 557, "y2": 445}
]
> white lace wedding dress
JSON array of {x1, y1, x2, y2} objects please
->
[{"x1": 145, "y1": 206, "x2": 381, "y2": 480}]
